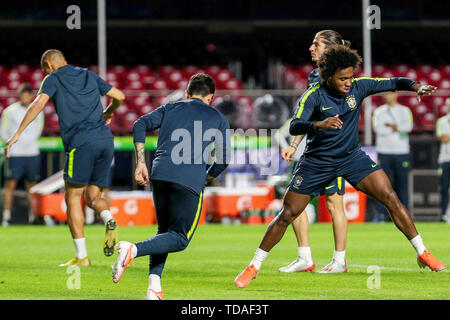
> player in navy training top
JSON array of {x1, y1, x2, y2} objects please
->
[
  {"x1": 5, "y1": 49, "x2": 126, "y2": 266},
  {"x1": 112, "y1": 73, "x2": 231, "y2": 300},
  {"x1": 235, "y1": 46, "x2": 444, "y2": 288},
  {"x1": 279, "y1": 30, "x2": 351, "y2": 274}
]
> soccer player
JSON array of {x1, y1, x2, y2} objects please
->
[
  {"x1": 111, "y1": 74, "x2": 230, "y2": 300},
  {"x1": 1, "y1": 84, "x2": 44, "y2": 227},
  {"x1": 278, "y1": 30, "x2": 350, "y2": 273},
  {"x1": 4, "y1": 49, "x2": 125, "y2": 266},
  {"x1": 235, "y1": 46, "x2": 445, "y2": 288},
  {"x1": 436, "y1": 98, "x2": 450, "y2": 222}
]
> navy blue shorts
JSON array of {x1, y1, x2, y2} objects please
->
[
  {"x1": 4, "y1": 155, "x2": 41, "y2": 182},
  {"x1": 289, "y1": 149, "x2": 380, "y2": 196},
  {"x1": 64, "y1": 137, "x2": 114, "y2": 188},
  {"x1": 292, "y1": 161, "x2": 345, "y2": 195}
]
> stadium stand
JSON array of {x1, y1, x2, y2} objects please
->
[
  {"x1": 0, "y1": 62, "x2": 448, "y2": 134},
  {"x1": 0, "y1": 64, "x2": 251, "y2": 135}
]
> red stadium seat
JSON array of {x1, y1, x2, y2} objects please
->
[
  {"x1": 394, "y1": 64, "x2": 409, "y2": 77},
  {"x1": 205, "y1": 65, "x2": 223, "y2": 78},
  {"x1": 222, "y1": 79, "x2": 242, "y2": 90},
  {"x1": 30, "y1": 69, "x2": 44, "y2": 83},
  {"x1": 442, "y1": 64, "x2": 450, "y2": 76},
  {"x1": 439, "y1": 79, "x2": 450, "y2": 89},
  {"x1": 158, "y1": 65, "x2": 175, "y2": 78},
  {"x1": 174, "y1": 79, "x2": 188, "y2": 90},
  {"x1": 126, "y1": 80, "x2": 144, "y2": 90},
  {"x1": 135, "y1": 64, "x2": 153, "y2": 77},
  {"x1": 419, "y1": 64, "x2": 433, "y2": 76},
  {"x1": 120, "y1": 112, "x2": 140, "y2": 133},
  {"x1": 142, "y1": 75, "x2": 156, "y2": 89},
  {"x1": 165, "y1": 70, "x2": 184, "y2": 89},
  {"x1": 427, "y1": 69, "x2": 442, "y2": 85},
  {"x1": 373, "y1": 64, "x2": 387, "y2": 77},
  {"x1": 216, "y1": 70, "x2": 233, "y2": 84},
  {"x1": 150, "y1": 79, "x2": 168, "y2": 91},
  {"x1": 44, "y1": 113, "x2": 60, "y2": 134},
  {"x1": 138, "y1": 104, "x2": 153, "y2": 116},
  {"x1": 181, "y1": 65, "x2": 199, "y2": 78},
  {"x1": 438, "y1": 104, "x2": 448, "y2": 117},
  {"x1": 125, "y1": 71, "x2": 142, "y2": 82},
  {"x1": 419, "y1": 112, "x2": 435, "y2": 131},
  {"x1": 405, "y1": 70, "x2": 418, "y2": 81},
  {"x1": 415, "y1": 104, "x2": 428, "y2": 116},
  {"x1": 115, "y1": 104, "x2": 129, "y2": 117}
]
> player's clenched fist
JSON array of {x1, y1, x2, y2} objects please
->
[
  {"x1": 135, "y1": 162, "x2": 150, "y2": 186},
  {"x1": 314, "y1": 114, "x2": 343, "y2": 130}
]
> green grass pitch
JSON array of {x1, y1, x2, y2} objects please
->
[{"x1": 0, "y1": 222, "x2": 448, "y2": 300}]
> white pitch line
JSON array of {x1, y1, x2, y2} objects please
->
[{"x1": 347, "y1": 264, "x2": 449, "y2": 273}]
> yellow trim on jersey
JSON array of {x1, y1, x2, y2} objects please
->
[
  {"x1": 295, "y1": 83, "x2": 321, "y2": 118},
  {"x1": 352, "y1": 77, "x2": 390, "y2": 82},
  {"x1": 187, "y1": 191, "x2": 203, "y2": 240},
  {"x1": 38, "y1": 74, "x2": 50, "y2": 94},
  {"x1": 68, "y1": 148, "x2": 76, "y2": 178}
]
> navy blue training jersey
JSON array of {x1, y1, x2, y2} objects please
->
[
  {"x1": 290, "y1": 77, "x2": 416, "y2": 165},
  {"x1": 38, "y1": 65, "x2": 113, "y2": 150},
  {"x1": 133, "y1": 98, "x2": 231, "y2": 195}
]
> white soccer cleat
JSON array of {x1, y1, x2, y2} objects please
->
[
  {"x1": 279, "y1": 258, "x2": 315, "y2": 273},
  {"x1": 316, "y1": 259, "x2": 348, "y2": 273},
  {"x1": 111, "y1": 241, "x2": 134, "y2": 283},
  {"x1": 145, "y1": 289, "x2": 166, "y2": 300}
]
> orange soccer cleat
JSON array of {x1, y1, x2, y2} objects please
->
[
  {"x1": 234, "y1": 265, "x2": 259, "y2": 288},
  {"x1": 417, "y1": 250, "x2": 445, "y2": 271}
]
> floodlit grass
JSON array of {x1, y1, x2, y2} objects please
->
[{"x1": 0, "y1": 222, "x2": 448, "y2": 300}]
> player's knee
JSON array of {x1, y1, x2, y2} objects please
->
[
  {"x1": 381, "y1": 189, "x2": 402, "y2": 211},
  {"x1": 278, "y1": 204, "x2": 298, "y2": 226},
  {"x1": 171, "y1": 231, "x2": 190, "y2": 252}
]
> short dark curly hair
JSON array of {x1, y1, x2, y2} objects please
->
[{"x1": 318, "y1": 46, "x2": 362, "y2": 80}]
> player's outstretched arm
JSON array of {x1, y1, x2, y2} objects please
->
[
  {"x1": 4, "y1": 93, "x2": 49, "y2": 157},
  {"x1": 103, "y1": 87, "x2": 126, "y2": 124}
]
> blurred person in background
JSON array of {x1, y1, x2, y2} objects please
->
[
  {"x1": 1, "y1": 84, "x2": 44, "y2": 227},
  {"x1": 372, "y1": 91, "x2": 413, "y2": 222},
  {"x1": 436, "y1": 98, "x2": 450, "y2": 222}
]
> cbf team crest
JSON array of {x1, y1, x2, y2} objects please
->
[
  {"x1": 292, "y1": 175, "x2": 303, "y2": 188},
  {"x1": 346, "y1": 95, "x2": 357, "y2": 110}
]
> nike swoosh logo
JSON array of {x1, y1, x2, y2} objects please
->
[
  {"x1": 121, "y1": 247, "x2": 131, "y2": 268},
  {"x1": 372, "y1": 164, "x2": 377, "y2": 168},
  {"x1": 325, "y1": 185, "x2": 335, "y2": 189},
  {"x1": 322, "y1": 106, "x2": 333, "y2": 111}
]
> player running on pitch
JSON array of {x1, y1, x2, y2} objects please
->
[
  {"x1": 5, "y1": 49, "x2": 125, "y2": 266},
  {"x1": 235, "y1": 45, "x2": 445, "y2": 288},
  {"x1": 111, "y1": 74, "x2": 230, "y2": 300}
]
